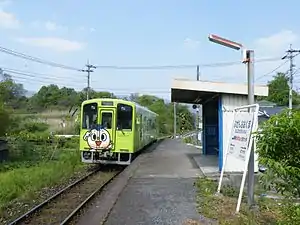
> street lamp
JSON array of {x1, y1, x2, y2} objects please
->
[
  {"x1": 208, "y1": 34, "x2": 243, "y2": 51},
  {"x1": 208, "y1": 34, "x2": 255, "y2": 209}
]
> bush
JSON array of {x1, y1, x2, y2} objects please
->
[
  {"x1": 8, "y1": 116, "x2": 49, "y2": 135},
  {"x1": 255, "y1": 109, "x2": 300, "y2": 224},
  {"x1": 0, "y1": 150, "x2": 84, "y2": 212},
  {"x1": 256, "y1": 109, "x2": 300, "y2": 198},
  {"x1": 0, "y1": 102, "x2": 10, "y2": 137},
  {"x1": 23, "y1": 121, "x2": 49, "y2": 133}
]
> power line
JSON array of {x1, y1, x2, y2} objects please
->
[
  {"x1": 10, "y1": 75, "x2": 85, "y2": 88},
  {"x1": 1, "y1": 67, "x2": 86, "y2": 82},
  {"x1": 0, "y1": 45, "x2": 82, "y2": 71},
  {"x1": 0, "y1": 44, "x2": 282, "y2": 74},
  {"x1": 5, "y1": 74, "x2": 170, "y2": 93},
  {"x1": 255, "y1": 60, "x2": 289, "y2": 81},
  {"x1": 94, "y1": 57, "x2": 281, "y2": 70},
  {"x1": 0, "y1": 44, "x2": 281, "y2": 72}
]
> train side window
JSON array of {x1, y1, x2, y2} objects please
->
[
  {"x1": 82, "y1": 103, "x2": 98, "y2": 129},
  {"x1": 101, "y1": 112, "x2": 112, "y2": 129},
  {"x1": 117, "y1": 104, "x2": 133, "y2": 130}
]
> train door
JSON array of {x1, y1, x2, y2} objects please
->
[{"x1": 99, "y1": 109, "x2": 116, "y2": 150}]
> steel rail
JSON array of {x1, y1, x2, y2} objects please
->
[
  {"x1": 60, "y1": 169, "x2": 122, "y2": 225},
  {"x1": 8, "y1": 167, "x2": 100, "y2": 225}
]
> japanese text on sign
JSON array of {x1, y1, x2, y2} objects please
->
[{"x1": 228, "y1": 112, "x2": 254, "y2": 161}]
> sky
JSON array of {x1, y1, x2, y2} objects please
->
[{"x1": 1, "y1": 0, "x2": 300, "y2": 99}]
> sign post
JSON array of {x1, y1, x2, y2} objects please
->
[
  {"x1": 216, "y1": 104, "x2": 259, "y2": 213},
  {"x1": 208, "y1": 34, "x2": 256, "y2": 208}
]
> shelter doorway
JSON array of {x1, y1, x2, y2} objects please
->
[{"x1": 202, "y1": 96, "x2": 220, "y2": 156}]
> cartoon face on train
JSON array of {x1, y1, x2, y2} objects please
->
[{"x1": 83, "y1": 128, "x2": 112, "y2": 150}]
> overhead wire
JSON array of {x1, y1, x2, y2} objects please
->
[
  {"x1": 4, "y1": 74, "x2": 170, "y2": 94},
  {"x1": 1, "y1": 67, "x2": 86, "y2": 82},
  {"x1": 0, "y1": 66, "x2": 170, "y2": 93},
  {"x1": 11, "y1": 76, "x2": 85, "y2": 89},
  {"x1": 255, "y1": 60, "x2": 289, "y2": 81},
  {"x1": 0, "y1": 45, "x2": 83, "y2": 71},
  {"x1": 94, "y1": 57, "x2": 282, "y2": 70},
  {"x1": 0, "y1": 44, "x2": 283, "y2": 72},
  {"x1": 0, "y1": 44, "x2": 289, "y2": 96}
]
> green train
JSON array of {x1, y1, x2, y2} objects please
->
[{"x1": 80, "y1": 98, "x2": 159, "y2": 165}]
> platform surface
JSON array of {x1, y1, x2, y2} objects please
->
[{"x1": 104, "y1": 139, "x2": 204, "y2": 225}]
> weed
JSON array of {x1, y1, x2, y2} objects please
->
[
  {"x1": 0, "y1": 150, "x2": 85, "y2": 214},
  {"x1": 195, "y1": 177, "x2": 285, "y2": 224}
]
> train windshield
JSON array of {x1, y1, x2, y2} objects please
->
[
  {"x1": 82, "y1": 103, "x2": 98, "y2": 129},
  {"x1": 117, "y1": 104, "x2": 133, "y2": 130}
]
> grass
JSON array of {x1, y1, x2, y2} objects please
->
[
  {"x1": 0, "y1": 114, "x2": 85, "y2": 223},
  {"x1": 194, "y1": 177, "x2": 290, "y2": 225},
  {"x1": 0, "y1": 150, "x2": 86, "y2": 214},
  {"x1": 13, "y1": 109, "x2": 79, "y2": 134}
]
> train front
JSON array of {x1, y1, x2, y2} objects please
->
[{"x1": 79, "y1": 99, "x2": 134, "y2": 165}]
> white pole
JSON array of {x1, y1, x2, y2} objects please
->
[{"x1": 236, "y1": 105, "x2": 259, "y2": 213}]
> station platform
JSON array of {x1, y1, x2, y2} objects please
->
[
  {"x1": 77, "y1": 139, "x2": 219, "y2": 225},
  {"x1": 104, "y1": 139, "x2": 207, "y2": 225}
]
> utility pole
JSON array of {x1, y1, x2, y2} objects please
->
[
  {"x1": 81, "y1": 60, "x2": 96, "y2": 100},
  {"x1": 197, "y1": 65, "x2": 200, "y2": 81},
  {"x1": 196, "y1": 65, "x2": 200, "y2": 144},
  {"x1": 173, "y1": 102, "x2": 177, "y2": 138},
  {"x1": 282, "y1": 44, "x2": 300, "y2": 109},
  {"x1": 244, "y1": 50, "x2": 255, "y2": 207}
]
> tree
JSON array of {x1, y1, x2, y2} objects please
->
[
  {"x1": 0, "y1": 101, "x2": 10, "y2": 137},
  {"x1": 256, "y1": 109, "x2": 300, "y2": 198},
  {"x1": 133, "y1": 95, "x2": 194, "y2": 135},
  {"x1": 0, "y1": 74, "x2": 27, "y2": 110},
  {"x1": 258, "y1": 72, "x2": 300, "y2": 106},
  {"x1": 76, "y1": 88, "x2": 116, "y2": 106},
  {"x1": 1, "y1": 76, "x2": 194, "y2": 136}
]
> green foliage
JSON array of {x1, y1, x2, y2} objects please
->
[
  {"x1": 256, "y1": 109, "x2": 300, "y2": 198},
  {"x1": 194, "y1": 177, "x2": 283, "y2": 224},
  {"x1": 0, "y1": 150, "x2": 84, "y2": 214},
  {"x1": 277, "y1": 199, "x2": 300, "y2": 225},
  {"x1": 28, "y1": 84, "x2": 116, "y2": 111},
  {"x1": 1, "y1": 74, "x2": 194, "y2": 137},
  {"x1": 0, "y1": 102, "x2": 10, "y2": 137},
  {"x1": 258, "y1": 72, "x2": 300, "y2": 106},
  {"x1": 0, "y1": 75, "x2": 27, "y2": 110},
  {"x1": 133, "y1": 94, "x2": 194, "y2": 135},
  {"x1": 7, "y1": 115, "x2": 49, "y2": 136}
]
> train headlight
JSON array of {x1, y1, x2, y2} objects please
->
[{"x1": 83, "y1": 151, "x2": 92, "y2": 160}]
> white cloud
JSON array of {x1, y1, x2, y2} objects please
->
[
  {"x1": 77, "y1": 26, "x2": 96, "y2": 33},
  {"x1": 254, "y1": 30, "x2": 298, "y2": 56},
  {"x1": 183, "y1": 37, "x2": 200, "y2": 49},
  {"x1": 45, "y1": 21, "x2": 59, "y2": 31},
  {"x1": 0, "y1": 10, "x2": 20, "y2": 29},
  {"x1": 16, "y1": 37, "x2": 86, "y2": 52},
  {"x1": 30, "y1": 20, "x2": 67, "y2": 31}
]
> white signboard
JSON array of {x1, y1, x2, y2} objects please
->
[
  {"x1": 228, "y1": 112, "x2": 254, "y2": 161},
  {"x1": 216, "y1": 104, "x2": 259, "y2": 214}
]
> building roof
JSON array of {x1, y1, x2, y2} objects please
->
[
  {"x1": 172, "y1": 79, "x2": 269, "y2": 96},
  {"x1": 171, "y1": 79, "x2": 269, "y2": 104},
  {"x1": 257, "y1": 100, "x2": 277, "y2": 107},
  {"x1": 258, "y1": 106, "x2": 286, "y2": 118}
]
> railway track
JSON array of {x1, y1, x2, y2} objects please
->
[{"x1": 8, "y1": 165, "x2": 123, "y2": 225}]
